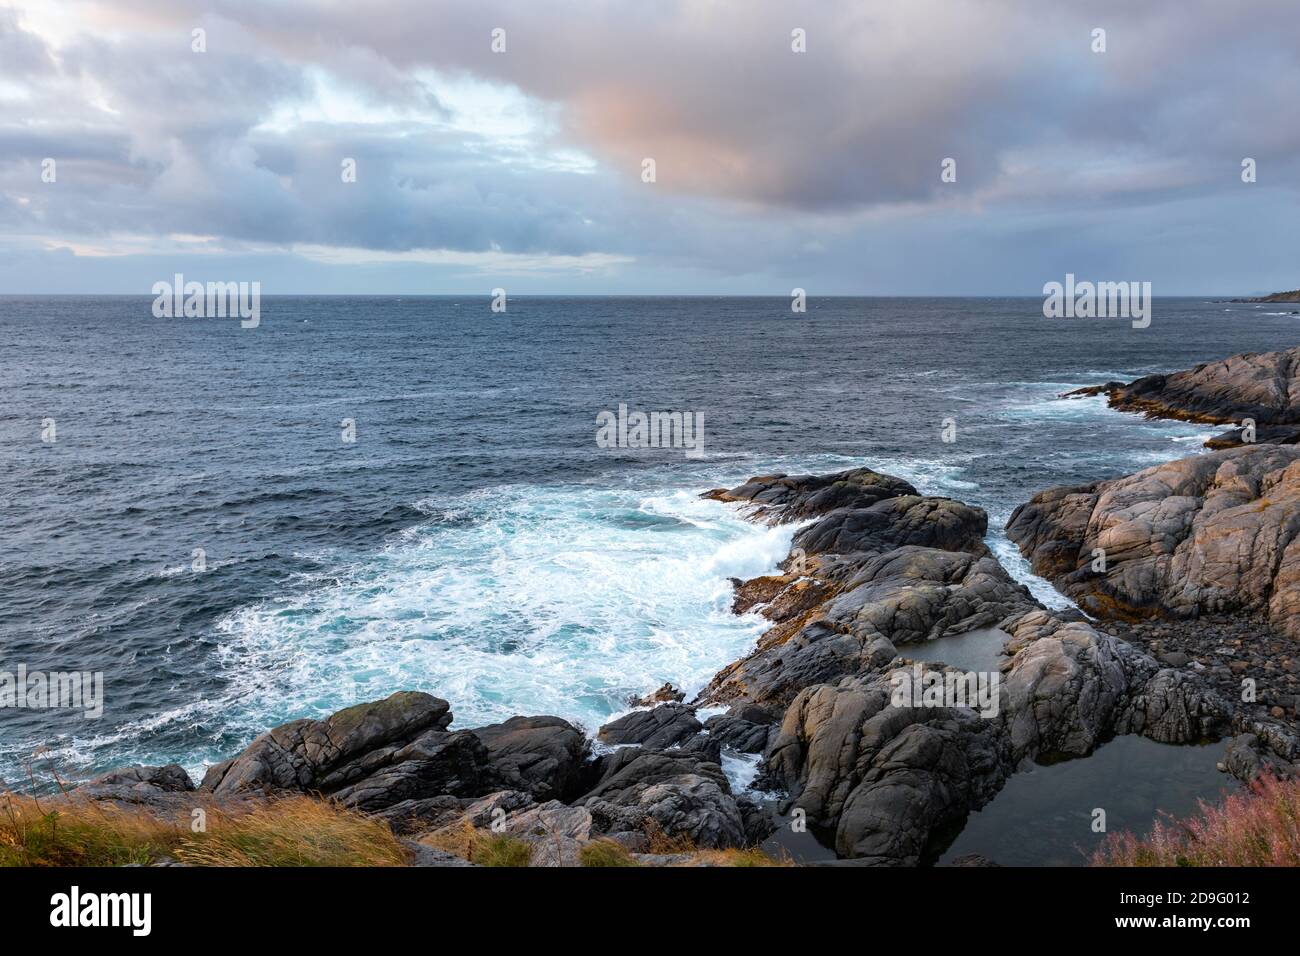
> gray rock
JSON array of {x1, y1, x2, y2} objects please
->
[
  {"x1": 703, "y1": 703, "x2": 778, "y2": 754},
  {"x1": 702, "y1": 546, "x2": 1034, "y2": 709},
  {"x1": 577, "y1": 748, "x2": 747, "y2": 848},
  {"x1": 404, "y1": 841, "x2": 480, "y2": 867},
  {"x1": 701, "y1": 468, "x2": 919, "y2": 522},
  {"x1": 201, "y1": 691, "x2": 452, "y2": 797},
  {"x1": 471, "y1": 715, "x2": 590, "y2": 801},
  {"x1": 764, "y1": 608, "x2": 1230, "y2": 865},
  {"x1": 374, "y1": 795, "x2": 466, "y2": 835},
  {"x1": 794, "y1": 496, "x2": 990, "y2": 558},
  {"x1": 1006, "y1": 445, "x2": 1300, "y2": 638},
  {"x1": 598, "y1": 704, "x2": 702, "y2": 749},
  {"x1": 1093, "y1": 346, "x2": 1300, "y2": 428},
  {"x1": 201, "y1": 691, "x2": 587, "y2": 813},
  {"x1": 84, "y1": 763, "x2": 195, "y2": 793}
]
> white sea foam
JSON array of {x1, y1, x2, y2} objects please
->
[
  {"x1": 205, "y1": 478, "x2": 799, "y2": 751},
  {"x1": 987, "y1": 530, "x2": 1075, "y2": 611},
  {"x1": 721, "y1": 750, "x2": 763, "y2": 794}
]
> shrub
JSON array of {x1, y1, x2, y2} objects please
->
[{"x1": 1092, "y1": 775, "x2": 1300, "y2": 867}]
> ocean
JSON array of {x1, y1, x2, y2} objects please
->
[{"x1": 2, "y1": 295, "x2": 1295, "y2": 796}]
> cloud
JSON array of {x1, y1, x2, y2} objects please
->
[{"x1": 1, "y1": 0, "x2": 1298, "y2": 292}]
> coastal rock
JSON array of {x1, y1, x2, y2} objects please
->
[
  {"x1": 793, "y1": 496, "x2": 991, "y2": 558},
  {"x1": 697, "y1": 465, "x2": 1238, "y2": 863},
  {"x1": 451, "y1": 792, "x2": 597, "y2": 866},
  {"x1": 374, "y1": 795, "x2": 467, "y2": 835},
  {"x1": 702, "y1": 703, "x2": 778, "y2": 754},
  {"x1": 74, "y1": 763, "x2": 200, "y2": 812},
  {"x1": 85, "y1": 763, "x2": 195, "y2": 793},
  {"x1": 201, "y1": 691, "x2": 453, "y2": 797},
  {"x1": 1006, "y1": 444, "x2": 1300, "y2": 638},
  {"x1": 630, "y1": 682, "x2": 686, "y2": 706},
  {"x1": 1073, "y1": 346, "x2": 1300, "y2": 427},
  {"x1": 702, "y1": 547, "x2": 1034, "y2": 709},
  {"x1": 1232, "y1": 289, "x2": 1300, "y2": 303},
  {"x1": 699, "y1": 469, "x2": 1035, "y2": 710},
  {"x1": 768, "y1": 670, "x2": 1010, "y2": 865},
  {"x1": 1206, "y1": 424, "x2": 1300, "y2": 450},
  {"x1": 577, "y1": 747, "x2": 748, "y2": 848},
  {"x1": 201, "y1": 692, "x2": 588, "y2": 812},
  {"x1": 702, "y1": 468, "x2": 919, "y2": 522},
  {"x1": 471, "y1": 715, "x2": 590, "y2": 801},
  {"x1": 598, "y1": 704, "x2": 702, "y2": 749},
  {"x1": 764, "y1": 608, "x2": 1229, "y2": 864},
  {"x1": 1002, "y1": 610, "x2": 1227, "y2": 748},
  {"x1": 325, "y1": 729, "x2": 504, "y2": 811}
]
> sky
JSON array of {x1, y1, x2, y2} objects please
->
[{"x1": 0, "y1": 0, "x2": 1297, "y2": 295}]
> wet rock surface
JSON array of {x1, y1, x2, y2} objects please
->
[{"x1": 697, "y1": 469, "x2": 1036, "y2": 711}]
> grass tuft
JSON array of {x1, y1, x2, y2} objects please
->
[
  {"x1": 419, "y1": 819, "x2": 533, "y2": 867},
  {"x1": 579, "y1": 838, "x2": 640, "y2": 867}
]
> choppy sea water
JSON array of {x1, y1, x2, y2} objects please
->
[{"x1": 1, "y1": 296, "x2": 1289, "y2": 822}]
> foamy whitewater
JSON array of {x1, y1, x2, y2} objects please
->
[{"x1": 214, "y1": 479, "x2": 795, "y2": 740}]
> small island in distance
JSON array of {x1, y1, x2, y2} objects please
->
[{"x1": 1232, "y1": 289, "x2": 1300, "y2": 303}]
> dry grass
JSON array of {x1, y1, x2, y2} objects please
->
[
  {"x1": 686, "y1": 847, "x2": 794, "y2": 867},
  {"x1": 579, "y1": 838, "x2": 640, "y2": 867},
  {"x1": 2, "y1": 784, "x2": 792, "y2": 869},
  {"x1": 643, "y1": 819, "x2": 697, "y2": 854},
  {"x1": 1092, "y1": 775, "x2": 1300, "y2": 867},
  {"x1": 642, "y1": 819, "x2": 793, "y2": 866},
  {"x1": 0, "y1": 792, "x2": 408, "y2": 867},
  {"x1": 419, "y1": 819, "x2": 533, "y2": 867}
]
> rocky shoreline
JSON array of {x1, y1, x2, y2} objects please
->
[
  {"x1": 1064, "y1": 345, "x2": 1300, "y2": 447},
  {"x1": 1231, "y1": 290, "x2": 1300, "y2": 304},
  {"x1": 64, "y1": 463, "x2": 1285, "y2": 867},
  {"x1": 49, "y1": 343, "x2": 1300, "y2": 866}
]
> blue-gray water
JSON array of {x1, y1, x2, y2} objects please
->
[{"x1": 2, "y1": 295, "x2": 1291, "y2": 852}]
